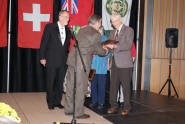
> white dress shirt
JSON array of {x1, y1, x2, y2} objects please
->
[
  {"x1": 57, "y1": 22, "x2": 66, "y2": 45},
  {"x1": 115, "y1": 24, "x2": 123, "y2": 37}
]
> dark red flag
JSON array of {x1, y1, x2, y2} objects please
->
[
  {"x1": 61, "y1": 0, "x2": 94, "y2": 50},
  {"x1": 0, "y1": 0, "x2": 7, "y2": 47}
]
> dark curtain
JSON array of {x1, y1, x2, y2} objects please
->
[
  {"x1": 94, "y1": 0, "x2": 102, "y2": 17},
  {"x1": 129, "y1": 0, "x2": 139, "y2": 44},
  {"x1": 0, "y1": 47, "x2": 7, "y2": 92},
  {"x1": 0, "y1": 0, "x2": 9, "y2": 92},
  {"x1": 9, "y1": 0, "x2": 45, "y2": 92}
]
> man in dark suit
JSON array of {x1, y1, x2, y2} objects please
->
[
  {"x1": 107, "y1": 13, "x2": 134, "y2": 115},
  {"x1": 40, "y1": 10, "x2": 71, "y2": 110}
]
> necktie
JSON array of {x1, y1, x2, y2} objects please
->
[
  {"x1": 115, "y1": 30, "x2": 119, "y2": 41},
  {"x1": 112, "y1": 30, "x2": 119, "y2": 58}
]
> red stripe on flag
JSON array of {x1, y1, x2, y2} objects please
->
[
  {"x1": 18, "y1": 0, "x2": 53, "y2": 49},
  {"x1": 67, "y1": 0, "x2": 94, "y2": 51},
  {"x1": 68, "y1": 0, "x2": 94, "y2": 27},
  {"x1": 0, "y1": 0, "x2": 7, "y2": 47}
]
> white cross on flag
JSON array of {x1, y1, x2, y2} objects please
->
[{"x1": 18, "y1": 0, "x2": 53, "y2": 49}]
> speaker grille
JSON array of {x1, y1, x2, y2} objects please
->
[{"x1": 165, "y1": 28, "x2": 178, "y2": 48}]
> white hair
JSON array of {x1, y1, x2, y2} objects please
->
[{"x1": 110, "y1": 13, "x2": 122, "y2": 22}]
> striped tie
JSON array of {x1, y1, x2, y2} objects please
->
[{"x1": 115, "y1": 30, "x2": 119, "y2": 41}]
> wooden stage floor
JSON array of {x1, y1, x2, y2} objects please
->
[
  {"x1": 1, "y1": 91, "x2": 185, "y2": 124},
  {"x1": 0, "y1": 93, "x2": 112, "y2": 124}
]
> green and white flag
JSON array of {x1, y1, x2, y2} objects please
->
[{"x1": 102, "y1": 0, "x2": 133, "y2": 30}]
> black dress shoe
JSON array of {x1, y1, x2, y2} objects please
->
[
  {"x1": 76, "y1": 114, "x2": 90, "y2": 119},
  {"x1": 48, "y1": 106, "x2": 54, "y2": 110},
  {"x1": 55, "y1": 104, "x2": 64, "y2": 109},
  {"x1": 89, "y1": 103, "x2": 98, "y2": 109},
  {"x1": 97, "y1": 104, "x2": 104, "y2": 110}
]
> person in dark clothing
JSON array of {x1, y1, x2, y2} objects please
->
[{"x1": 40, "y1": 10, "x2": 71, "y2": 110}]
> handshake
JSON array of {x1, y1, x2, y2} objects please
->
[{"x1": 102, "y1": 40, "x2": 118, "y2": 49}]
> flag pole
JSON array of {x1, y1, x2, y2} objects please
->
[
  {"x1": 7, "y1": 0, "x2": 12, "y2": 93},
  {"x1": 134, "y1": 0, "x2": 140, "y2": 91}
]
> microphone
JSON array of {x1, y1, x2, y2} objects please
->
[{"x1": 69, "y1": 27, "x2": 75, "y2": 39}]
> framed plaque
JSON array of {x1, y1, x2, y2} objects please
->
[
  {"x1": 88, "y1": 69, "x2": 96, "y2": 81},
  {"x1": 101, "y1": 40, "x2": 119, "y2": 46}
]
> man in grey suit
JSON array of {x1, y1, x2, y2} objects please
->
[
  {"x1": 64, "y1": 15, "x2": 109, "y2": 119},
  {"x1": 107, "y1": 13, "x2": 134, "y2": 115}
]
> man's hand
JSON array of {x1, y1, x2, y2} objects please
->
[
  {"x1": 104, "y1": 44, "x2": 117, "y2": 49},
  {"x1": 40, "y1": 59, "x2": 46, "y2": 67},
  {"x1": 132, "y1": 57, "x2": 136, "y2": 62},
  {"x1": 103, "y1": 45, "x2": 109, "y2": 55}
]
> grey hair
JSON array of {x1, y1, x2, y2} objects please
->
[
  {"x1": 99, "y1": 26, "x2": 104, "y2": 35},
  {"x1": 88, "y1": 15, "x2": 102, "y2": 25}
]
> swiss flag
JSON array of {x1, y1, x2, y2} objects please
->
[
  {"x1": 18, "y1": 0, "x2": 53, "y2": 49},
  {"x1": 0, "y1": 0, "x2": 7, "y2": 47}
]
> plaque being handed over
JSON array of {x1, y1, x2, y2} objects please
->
[{"x1": 101, "y1": 40, "x2": 119, "y2": 46}]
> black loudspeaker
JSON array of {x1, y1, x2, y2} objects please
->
[{"x1": 165, "y1": 28, "x2": 178, "y2": 48}]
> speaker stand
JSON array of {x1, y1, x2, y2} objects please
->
[{"x1": 159, "y1": 48, "x2": 179, "y2": 98}]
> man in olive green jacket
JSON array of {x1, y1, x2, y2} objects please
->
[{"x1": 64, "y1": 15, "x2": 108, "y2": 119}]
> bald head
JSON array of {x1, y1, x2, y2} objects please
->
[{"x1": 110, "y1": 13, "x2": 122, "y2": 29}]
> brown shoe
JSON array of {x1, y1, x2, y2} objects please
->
[
  {"x1": 76, "y1": 114, "x2": 90, "y2": 119},
  {"x1": 107, "y1": 108, "x2": 117, "y2": 114},
  {"x1": 121, "y1": 110, "x2": 129, "y2": 115}
]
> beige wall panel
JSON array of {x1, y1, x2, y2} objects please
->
[
  {"x1": 150, "y1": 59, "x2": 185, "y2": 99},
  {"x1": 176, "y1": 0, "x2": 182, "y2": 59},
  {"x1": 151, "y1": 0, "x2": 158, "y2": 58},
  {"x1": 150, "y1": 59, "x2": 161, "y2": 92},
  {"x1": 141, "y1": 0, "x2": 148, "y2": 90},
  {"x1": 157, "y1": 0, "x2": 163, "y2": 58},
  {"x1": 179, "y1": 61, "x2": 185, "y2": 99},
  {"x1": 172, "y1": 0, "x2": 179, "y2": 58},
  {"x1": 164, "y1": 0, "x2": 171, "y2": 58},
  {"x1": 170, "y1": 60, "x2": 180, "y2": 97},
  {"x1": 160, "y1": 0, "x2": 167, "y2": 58},
  {"x1": 158, "y1": 59, "x2": 169, "y2": 95},
  {"x1": 182, "y1": 0, "x2": 185, "y2": 59}
]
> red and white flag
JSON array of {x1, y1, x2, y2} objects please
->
[
  {"x1": 61, "y1": 0, "x2": 94, "y2": 50},
  {"x1": 0, "y1": 0, "x2": 7, "y2": 47},
  {"x1": 18, "y1": 0, "x2": 53, "y2": 49}
]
